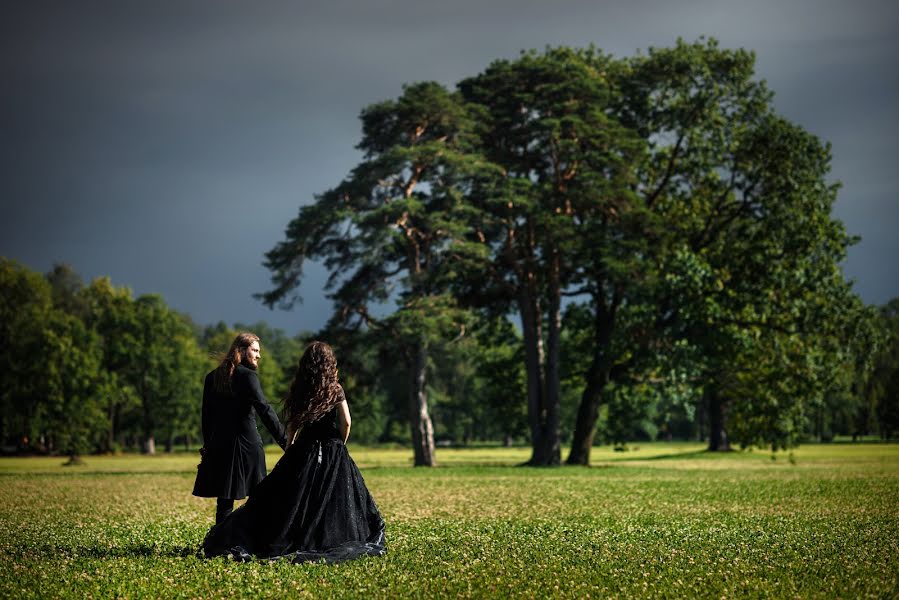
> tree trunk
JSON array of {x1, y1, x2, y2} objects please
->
[
  {"x1": 518, "y1": 283, "x2": 547, "y2": 465},
  {"x1": 407, "y1": 341, "x2": 436, "y2": 467},
  {"x1": 567, "y1": 375, "x2": 604, "y2": 465},
  {"x1": 63, "y1": 454, "x2": 84, "y2": 466},
  {"x1": 535, "y1": 253, "x2": 562, "y2": 466},
  {"x1": 707, "y1": 386, "x2": 730, "y2": 451},
  {"x1": 106, "y1": 396, "x2": 115, "y2": 453},
  {"x1": 141, "y1": 374, "x2": 155, "y2": 455},
  {"x1": 567, "y1": 287, "x2": 615, "y2": 465},
  {"x1": 697, "y1": 396, "x2": 707, "y2": 442},
  {"x1": 816, "y1": 403, "x2": 823, "y2": 441}
]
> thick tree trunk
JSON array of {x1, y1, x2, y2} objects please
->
[
  {"x1": 518, "y1": 284, "x2": 547, "y2": 465},
  {"x1": 567, "y1": 375, "x2": 604, "y2": 465},
  {"x1": 407, "y1": 341, "x2": 436, "y2": 467},
  {"x1": 567, "y1": 284, "x2": 616, "y2": 465},
  {"x1": 536, "y1": 254, "x2": 562, "y2": 465},
  {"x1": 707, "y1": 386, "x2": 730, "y2": 451}
]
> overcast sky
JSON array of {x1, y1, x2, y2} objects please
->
[{"x1": 2, "y1": 0, "x2": 897, "y2": 335}]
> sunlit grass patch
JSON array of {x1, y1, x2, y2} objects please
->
[{"x1": 1, "y1": 443, "x2": 897, "y2": 598}]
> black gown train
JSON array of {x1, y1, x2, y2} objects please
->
[{"x1": 201, "y1": 406, "x2": 385, "y2": 563}]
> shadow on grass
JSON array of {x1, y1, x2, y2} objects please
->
[
  {"x1": 603, "y1": 449, "x2": 713, "y2": 462},
  {"x1": 13, "y1": 544, "x2": 201, "y2": 559},
  {"x1": 356, "y1": 462, "x2": 527, "y2": 471},
  {"x1": 357, "y1": 453, "x2": 717, "y2": 470},
  {"x1": 90, "y1": 545, "x2": 201, "y2": 558},
  {"x1": 0, "y1": 470, "x2": 197, "y2": 478}
]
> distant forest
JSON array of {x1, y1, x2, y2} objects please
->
[{"x1": 1, "y1": 256, "x2": 896, "y2": 462}]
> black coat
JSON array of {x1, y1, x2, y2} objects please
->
[{"x1": 192, "y1": 365, "x2": 287, "y2": 499}]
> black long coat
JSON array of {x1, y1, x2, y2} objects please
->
[{"x1": 192, "y1": 365, "x2": 287, "y2": 500}]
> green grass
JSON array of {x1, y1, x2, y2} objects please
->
[{"x1": 1, "y1": 443, "x2": 897, "y2": 598}]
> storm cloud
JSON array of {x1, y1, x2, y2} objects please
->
[{"x1": 2, "y1": 0, "x2": 897, "y2": 333}]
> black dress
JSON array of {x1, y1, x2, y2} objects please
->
[
  {"x1": 201, "y1": 402, "x2": 386, "y2": 564},
  {"x1": 192, "y1": 365, "x2": 288, "y2": 500}
]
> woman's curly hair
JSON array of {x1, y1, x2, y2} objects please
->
[{"x1": 283, "y1": 341, "x2": 343, "y2": 441}]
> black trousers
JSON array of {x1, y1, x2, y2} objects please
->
[{"x1": 216, "y1": 498, "x2": 234, "y2": 524}]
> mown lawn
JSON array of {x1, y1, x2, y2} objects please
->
[{"x1": 1, "y1": 443, "x2": 897, "y2": 598}]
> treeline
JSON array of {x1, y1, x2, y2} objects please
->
[
  {"x1": 0, "y1": 260, "x2": 522, "y2": 456},
  {"x1": 259, "y1": 39, "x2": 899, "y2": 465},
  {"x1": 0, "y1": 261, "x2": 306, "y2": 458},
  {"x1": 1, "y1": 261, "x2": 200, "y2": 458},
  {"x1": 0, "y1": 257, "x2": 897, "y2": 460},
  {"x1": 0, "y1": 259, "x2": 524, "y2": 455}
]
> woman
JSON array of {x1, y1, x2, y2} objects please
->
[{"x1": 201, "y1": 341, "x2": 386, "y2": 563}]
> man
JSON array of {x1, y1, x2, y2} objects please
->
[{"x1": 192, "y1": 332, "x2": 288, "y2": 523}]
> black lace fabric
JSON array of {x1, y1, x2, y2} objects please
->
[{"x1": 201, "y1": 408, "x2": 386, "y2": 564}]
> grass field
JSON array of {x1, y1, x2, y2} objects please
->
[{"x1": 1, "y1": 443, "x2": 897, "y2": 598}]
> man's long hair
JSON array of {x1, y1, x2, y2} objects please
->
[
  {"x1": 283, "y1": 341, "x2": 343, "y2": 441},
  {"x1": 213, "y1": 332, "x2": 260, "y2": 393}
]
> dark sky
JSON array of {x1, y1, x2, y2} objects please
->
[{"x1": 2, "y1": 0, "x2": 897, "y2": 335}]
